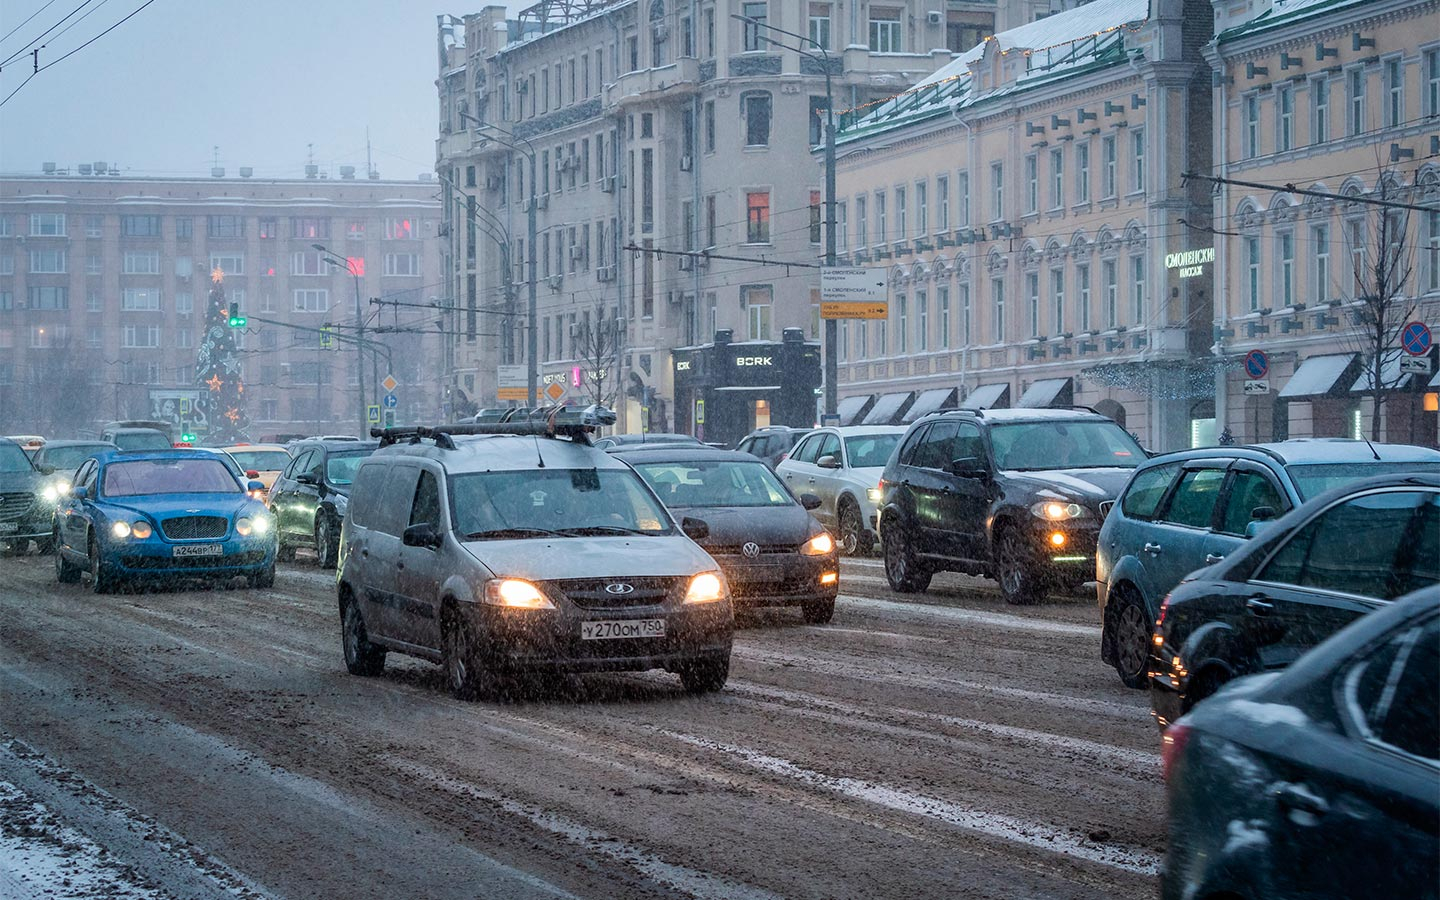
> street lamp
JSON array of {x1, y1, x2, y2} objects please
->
[
  {"x1": 313, "y1": 242, "x2": 368, "y2": 435},
  {"x1": 459, "y1": 112, "x2": 540, "y2": 407},
  {"x1": 733, "y1": 14, "x2": 839, "y2": 418}
]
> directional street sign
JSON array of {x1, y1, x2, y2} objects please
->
[
  {"x1": 821, "y1": 267, "x2": 888, "y2": 320},
  {"x1": 496, "y1": 365, "x2": 528, "y2": 401},
  {"x1": 1401, "y1": 321, "x2": 1432, "y2": 357},
  {"x1": 366, "y1": 405, "x2": 380, "y2": 424},
  {"x1": 381, "y1": 374, "x2": 399, "y2": 393},
  {"x1": 1244, "y1": 349, "x2": 1269, "y2": 379},
  {"x1": 382, "y1": 393, "x2": 398, "y2": 409}
]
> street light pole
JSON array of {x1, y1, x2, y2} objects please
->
[
  {"x1": 734, "y1": 15, "x2": 838, "y2": 417},
  {"x1": 314, "y1": 242, "x2": 366, "y2": 435}
]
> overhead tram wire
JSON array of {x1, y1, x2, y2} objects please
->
[
  {"x1": 0, "y1": 0, "x2": 95, "y2": 67},
  {"x1": 0, "y1": 0, "x2": 61, "y2": 49},
  {"x1": 0, "y1": 0, "x2": 159, "y2": 107}
]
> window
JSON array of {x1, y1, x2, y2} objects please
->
[
  {"x1": 912, "y1": 422, "x2": 958, "y2": 470},
  {"x1": 875, "y1": 191, "x2": 888, "y2": 244},
  {"x1": 175, "y1": 292, "x2": 193, "y2": 315},
  {"x1": 1246, "y1": 235, "x2": 1262, "y2": 311},
  {"x1": 990, "y1": 163, "x2": 1004, "y2": 221},
  {"x1": 0, "y1": 255, "x2": 11, "y2": 275},
  {"x1": 936, "y1": 175, "x2": 949, "y2": 231},
  {"x1": 383, "y1": 217, "x2": 416, "y2": 240},
  {"x1": 1076, "y1": 143, "x2": 1090, "y2": 202},
  {"x1": 258, "y1": 217, "x2": 279, "y2": 239},
  {"x1": 1313, "y1": 223, "x2": 1331, "y2": 301},
  {"x1": 991, "y1": 276, "x2": 1005, "y2": 342},
  {"x1": 121, "y1": 325, "x2": 161, "y2": 348},
  {"x1": 175, "y1": 256, "x2": 193, "y2": 278},
  {"x1": 808, "y1": 3, "x2": 831, "y2": 50},
  {"x1": 1103, "y1": 259, "x2": 1118, "y2": 327},
  {"x1": 746, "y1": 191, "x2": 771, "y2": 243},
  {"x1": 0, "y1": 217, "x2": 10, "y2": 238},
  {"x1": 347, "y1": 220, "x2": 366, "y2": 241},
  {"x1": 938, "y1": 285, "x2": 950, "y2": 349},
  {"x1": 743, "y1": 92, "x2": 771, "y2": 146},
  {"x1": 704, "y1": 100, "x2": 716, "y2": 152},
  {"x1": 1219, "y1": 471, "x2": 1286, "y2": 535},
  {"x1": 1131, "y1": 128, "x2": 1145, "y2": 192},
  {"x1": 122, "y1": 288, "x2": 162, "y2": 311},
  {"x1": 960, "y1": 282, "x2": 972, "y2": 345},
  {"x1": 1346, "y1": 617, "x2": 1439, "y2": 760},
  {"x1": 1428, "y1": 49, "x2": 1440, "y2": 119},
  {"x1": 741, "y1": 2, "x2": 766, "y2": 51},
  {"x1": 915, "y1": 181, "x2": 928, "y2": 236},
  {"x1": 123, "y1": 251, "x2": 159, "y2": 274},
  {"x1": 895, "y1": 186, "x2": 907, "y2": 241},
  {"x1": 291, "y1": 217, "x2": 329, "y2": 240},
  {"x1": 29, "y1": 213, "x2": 65, "y2": 236},
  {"x1": 293, "y1": 288, "x2": 329, "y2": 313},
  {"x1": 1312, "y1": 77, "x2": 1330, "y2": 143},
  {"x1": 1131, "y1": 255, "x2": 1145, "y2": 324},
  {"x1": 869, "y1": 7, "x2": 901, "y2": 52},
  {"x1": 957, "y1": 172, "x2": 970, "y2": 226},
  {"x1": 1277, "y1": 231, "x2": 1295, "y2": 306},
  {"x1": 1050, "y1": 268, "x2": 1064, "y2": 334},
  {"x1": 29, "y1": 249, "x2": 66, "y2": 273},
  {"x1": 120, "y1": 215, "x2": 161, "y2": 237},
  {"x1": 1101, "y1": 136, "x2": 1117, "y2": 198},
  {"x1": 856, "y1": 195, "x2": 867, "y2": 247},
  {"x1": 837, "y1": 201, "x2": 848, "y2": 251},
  {"x1": 84, "y1": 215, "x2": 102, "y2": 238},
  {"x1": 1244, "y1": 94, "x2": 1260, "y2": 158},
  {"x1": 175, "y1": 217, "x2": 193, "y2": 240},
  {"x1": 207, "y1": 215, "x2": 244, "y2": 238},
  {"x1": 1159, "y1": 468, "x2": 1226, "y2": 528},
  {"x1": 1385, "y1": 57, "x2": 1404, "y2": 127},
  {"x1": 1348, "y1": 67, "x2": 1366, "y2": 136},
  {"x1": 809, "y1": 191, "x2": 822, "y2": 244},
  {"x1": 28, "y1": 286, "x2": 68, "y2": 309},
  {"x1": 1024, "y1": 154, "x2": 1038, "y2": 214},
  {"x1": 1426, "y1": 207, "x2": 1440, "y2": 294},
  {"x1": 1076, "y1": 263, "x2": 1091, "y2": 332},
  {"x1": 384, "y1": 253, "x2": 420, "y2": 276},
  {"x1": 1049, "y1": 148, "x2": 1064, "y2": 209},
  {"x1": 291, "y1": 251, "x2": 326, "y2": 276},
  {"x1": 897, "y1": 294, "x2": 908, "y2": 353},
  {"x1": 1026, "y1": 272, "x2": 1039, "y2": 337},
  {"x1": 916, "y1": 289, "x2": 928, "y2": 351},
  {"x1": 743, "y1": 285, "x2": 772, "y2": 340},
  {"x1": 1278, "y1": 85, "x2": 1295, "y2": 151},
  {"x1": 1120, "y1": 463, "x2": 1179, "y2": 520}
]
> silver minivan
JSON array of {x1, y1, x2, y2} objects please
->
[{"x1": 336, "y1": 420, "x2": 734, "y2": 699}]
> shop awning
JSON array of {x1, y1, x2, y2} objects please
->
[
  {"x1": 837, "y1": 395, "x2": 874, "y2": 426},
  {"x1": 960, "y1": 382, "x2": 1010, "y2": 410},
  {"x1": 1350, "y1": 351, "x2": 1416, "y2": 393},
  {"x1": 714, "y1": 385, "x2": 782, "y2": 391},
  {"x1": 1017, "y1": 377, "x2": 1074, "y2": 409},
  {"x1": 902, "y1": 387, "x2": 959, "y2": 423},
  {"x1": 862, "y1": 391, "x2": 916, "y2": 425},
  {"x1": 1430, "y1": 369, "x2": 1440, "y2": 389},
  {"x1": 1277, "y1": 353, "x2": 1359, "y2": 399}
]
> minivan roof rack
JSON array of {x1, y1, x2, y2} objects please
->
[{"x1": 371, "y1": 405, "x2": 617, "y2": 448}]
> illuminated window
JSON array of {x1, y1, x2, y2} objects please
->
[
  {"x1": 383, "y1": 217, "x2": 415, "y2": 240},
  {"x1": 746, "y1": 191, "x2": 770, "y2": 243}
]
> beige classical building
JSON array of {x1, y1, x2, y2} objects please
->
[
  {"x1": 1207, "y1": 0, "x2": 1439, "y2": 447},
  {"x1": 830, "y1": 0, "x2": 1217, "y2": 451},
  {"x1": 435, "y1": 0, "x2": 1063, "y2": 434},
  {"x1": 0, "y1": 169, "x2": 442, "y2": 438}
]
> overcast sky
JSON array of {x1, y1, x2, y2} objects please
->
[{"x1": 0, "y1": 0, "x2": 528, "y2": 180}]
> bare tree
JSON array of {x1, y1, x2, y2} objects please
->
[
  {"x1": 571, "y1": 308, "x2": 625, "y2": 408},
  {"x1": 21, "y1": 339, "x2": 103, "y2": 436},
  {"x1": 1341, "y1": 173, "x2": 1417, "y2": 441}
]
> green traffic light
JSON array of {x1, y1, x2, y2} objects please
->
[
  {"x1": 181, "y1": 433, "x2": 197, "y2": 443},
  {"x1": 228, "y1": 316, "x2": 247, "y2": 327}
]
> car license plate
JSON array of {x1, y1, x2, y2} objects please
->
[
  {"x1": 580, "y1": 619, "x2": 666, "y2": 640},
  {"x1": 0, "y1": 522, "x2": 16, "y2": 534},
  {"x1": 172, "y1": 544, "x2": 223, "y2": 558}
]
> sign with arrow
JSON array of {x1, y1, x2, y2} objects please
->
[{"x1": 382, "y1": 393, "x2": 398, "y2": 409}]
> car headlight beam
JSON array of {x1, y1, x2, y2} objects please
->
[
  {"x1": 130, "y1": 521, "x2": 153, "y2": 539},
  {"x1": 236, "y1": 517, "x2": 254, "y2": 536},
  {"x1": 684, "y1": 571, "x2": 725, "y2": 604},
  {"x1": 110, "y1": 521, "x2": 131, "y2": 539},
  {"x1": 483, "y1": 578, "x2": 555, "y2": 609},
  {"x1": 801, "y1": 532, "x2": 835, "y2": 556},
  {"x1": 1030, "y1": 500, "x2": 1089, "y2": 520}
]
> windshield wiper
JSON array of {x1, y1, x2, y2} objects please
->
[
  {"x1": 556, "y1": 525, "x2": 655, "y2": 536},
  {"x1": 464, "y1": 527, "x2": 565, "y2": 540}
]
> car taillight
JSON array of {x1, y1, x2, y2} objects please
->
[
  {"x1": 1161, "y1": 722, "x2": 1190, "y2": 782},
  {"x1": 1156, "y1": 594, "x2": 1171, "y2": 629}
]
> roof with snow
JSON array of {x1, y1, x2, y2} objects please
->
[
  {"x1": 1216, "y1": 0, "x2": 1375, "y2": 43},
  {"x1": 836, "y1": 0, "x2": 1149, "y2": 144}
]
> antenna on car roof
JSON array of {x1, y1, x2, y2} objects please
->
[{"x1": 1360, "y1": 434, "x2": 1381, "y2": 461}]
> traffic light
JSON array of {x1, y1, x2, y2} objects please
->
[
  {"x1": 180, "y1": 432, "x2": 197, "y2": 443},
  {"x1": 228, "y1": 299, "x2": 246, "y2": 328}
]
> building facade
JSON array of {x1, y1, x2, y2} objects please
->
[
  {"x1": 829, "y1": 0, "x2": 1218, "y2": 452},
  {"x1": 436, "y1": 0, "x2": 1003, "y2": 433},
  {"x1": 0, "y1": 170, "x2": 442, "y2": 439},
  {"x1": 1207, "y1": 0, "x2": 1439, "y2": 447}
]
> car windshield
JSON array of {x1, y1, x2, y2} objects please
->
[
  {"x1": 102, "y1": 458, "x2": 240, "y2": 497},
  {"x1": 0, "y1": 444, "x2": 34, "y2": 473},
  {"x1": 844, "y1": 434, "x2": 902, "y2": 468},
  {"x1": 41, "y1": 445, "x2": 112, "y2": 470},
  {"x1": 633, "y1": 459, "x2": 795, "y2": 509},
  {"x1": 1288, "y1": 461, "x2": 1440, "y2": 500},
  {"x1": 113, "y1": 432, "x2": 172, "y2": 451},
  {"x1": 325, "y1": 450, "x2": 375, "y2": 486},
  {"x1": 228, "y1": 450, "x2": 292, "y2": 472},
  {"x1": 989, "y1": 421, "x2": 1144, "y2": 470},
  {"x1": 452, "y1": 468, "x2": 673, "y2": 539}
]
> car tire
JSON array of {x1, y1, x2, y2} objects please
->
[
  {"x1": 442, "y1": 608, "x2": 490, "y2": 700},
  {"x1": 55, "y1": 533, "x2": 81, "y2": 584},
  {"x1": 88, "y1": 534, "x2": 117, "y2": 595},
  {"x1": 1109, "y1": 592, "x2": 1151, "y2": 689},
  {"x1": 883, "y1": 523, "x2": 931, "y2": 593},
  {"x1": 1183, "y1": 668, "x2": 1232, "y2": 715},
  {"x1": 802, "y1": 597, "x2": 836, "y2": 625},
  {"x1": 314, "y1": 515, "x2": 338, "y2": 569},
  {"x1": 341, "y1": 598, "x2": 386, "y2": 676},
  {"x1": 249, "y1": 562, "x2": 276, "y2": 590},
  {"x1": 838, "y1": 501, "x2": 869, "y2": 557},
  {"x1": 678, "y1": 654, "x2": 730, "y2": 693},
  {"x1": 995, "y1": 529, "x2": 1043, "y2": 606}
]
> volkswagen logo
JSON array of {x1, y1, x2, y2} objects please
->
[
  {"x1": 741, "y1": 542, "x2": 761, "y2": 559},
  {"x1": 604, "y1": 583, "x2": 635, "y2": 595}
]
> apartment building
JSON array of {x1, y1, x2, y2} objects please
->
[
  {"x1": 437, "y1": 0, "x2": 980, "y2": 434},
  {"x1": 0, "y1": 169, "x2": 442, "y2": 438},
  {"x1": 1207, "y1": 0, "x2": 1439, "y2": 447}
]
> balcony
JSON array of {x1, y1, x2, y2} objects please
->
[{"x1": 604, "y1": 59, "x2": 702, "y2": 109}]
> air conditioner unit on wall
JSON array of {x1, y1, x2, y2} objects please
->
[
  {"x1": 596, "y1": 265, "x2": 615, "y2": 282},
  {"x1": 680, "y1": 154, "x2": 692, "y2": 171},
  {"x1": 927, "y1": 10, "x2": 943, "y2": 25},
  {"x1": 678, "y1": 255, "x2": 694, "y2": 271},
  {"x1": 548, "y1": 274, "x2": 564, "y2": 289},
  {"x1": 569, "y1": 246, "x2": 585, "y2": 260},
  {"x1": 600, "y1": 175, "x2": 616, "y2": 193}
]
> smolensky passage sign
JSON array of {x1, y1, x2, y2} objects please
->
[{"x1": 1165, "y1": 247, "x2": 1215, "y2": 279}]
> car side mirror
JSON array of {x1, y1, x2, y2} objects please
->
[
  {"x1": 247, "y1": 480, "x2": 265, "y2": 492},
  {"x1": 246, "y1": 469, "x2": 261, "y2": 479},
  {"x1": 948, "y1": 457, "x2": 990, "y2": 479},
  {"x1": 402, "y1": 522, "x2": 442, "y2": 548},
  {"x1": 1251, "y1": 505, "x2": 1277, "y2": 521},
  {"x1": 38, "y1": 464, "x2": 55, "y2": 475},
  {"x1": 799, "y1": 493, "x2": 822, "y2": 511},
  {"x1": 72, "y1": 486, "x2": 87, "y2": 501},
  {"x1": 816, "y1": 454, "x2": 841, "y2": 469},
  {"x1": 680, "y1": 516, "x2": 709, "y2": 540},
  {"x1": 295, "y1": 472, "x2": 319, "y2": 485}
]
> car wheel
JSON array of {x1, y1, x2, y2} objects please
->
[
  {"x1": 88, "y1": 534, "x2": 117, "y2": 594},
  {"x1": 883, "y1": 523, "x2": 931, "y2": 593},
  {"x1": 802, "y1": 597, "x2": 835, "y2": 625},
  {"x1": 1183, "y1": 668, "x2": 1232, "y2": 715},
  {"x1": 1110, "y1": 593, "x2": 1151, "y2": 689},
  {"x1": 995, "y1": 529, "x2": 1043, "y2": 605},
  {"x1": 314, "y1": 515, "x2": 338, "y2": 569},
  {"x1": 442, "y1": 608, "x2": 490, "y2": 700},
  {"x1": 838, "y1": 501, "x2": 869, "y2": 557},
  {"x1": 678, "y1": 654, "x2": 730, "y2": 693},
  {"x1": 341, "y1": 598, "x2": 386, "y2": 676},
  {"x1": 249, "y1": 562, "x2": 276, "y2": 590},
  {"x1": 54, "y1": 531, "x2": 81, "y2": 584}
]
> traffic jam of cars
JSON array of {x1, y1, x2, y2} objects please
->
[{"x1": 3, "y1": 404, "x2": 1436, "y2": 896}]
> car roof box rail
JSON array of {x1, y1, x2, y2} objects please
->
[{"x1": 372, "y1": 405, "x2": 618, "y2": 448}]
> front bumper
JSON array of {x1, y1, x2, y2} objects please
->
[
  {"x1": 714, "y1": 553, "x2": 839, "y2": 606},
  {"x1": 108, "y1": 537, "x2": 277, "y2": 577},
  {"x1": 1024, "y1": 519, "x2": 1102, "y2": 582},
  {"x1": 0, "y1": 493, "x2": 51, "y2": 542}
]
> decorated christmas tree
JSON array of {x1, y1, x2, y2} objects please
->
[{"x1": 195, "y1": 267, "x2": 250, "y2": 443}]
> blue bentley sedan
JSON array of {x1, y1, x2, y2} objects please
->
[{"x1": 53, "y1": 450, "x2": 277, "y2": 592}]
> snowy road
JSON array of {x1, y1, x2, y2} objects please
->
[{"x1": 0, "y1": 554, "x2": 1164, "y2": 899}]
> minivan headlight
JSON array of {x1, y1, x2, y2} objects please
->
[
  {"x1": 1030, "y1": 500, "x2": 1089, "y2": 520},
  {"x1": 484, "y1": 578, "x2": 555, "y2": 609},
  {"x1": 684, "y1": 571, "x2": 725, "y2": 604},
  {"x1": 801, "y1": 532, "x2": 835, "y2": 556}
]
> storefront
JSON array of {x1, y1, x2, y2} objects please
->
[{"x1": 672, "y1": 328, "x2": 821, "y2": 447}]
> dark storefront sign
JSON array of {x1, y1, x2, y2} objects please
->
[{"x1": 673, "y1": 328, "x2": 821, "y2": 446}]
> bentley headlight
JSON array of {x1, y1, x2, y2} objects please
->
[
  {"x1": 1030, "y1": 500, "x2": 1090, "y2": 520},
  {"x1": 110, "y1": 521, "x2": 132, "y2": 539},
  {"x1": 130, "y1": 521, "x2": 153, "y2": 539},
  {"x1": 236, "y1": 517, "x2": 254, "y2": 536}
]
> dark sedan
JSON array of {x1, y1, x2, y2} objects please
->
[
  {"x1": 0, "y1": 437, "x2": 53, "y2": 555},
  {"x1": 1151, "y1": 473, "x2": 1439, "y2": 729},
  {"x1": 616, "y1": 447, "x2": 839, "y2": 624},
  {"x1": 1161, "y1": 586, "x2": 1437, "y2": 900},
  {"x1": 267, "y1": 439, "x2": 378, "y2": 567}
]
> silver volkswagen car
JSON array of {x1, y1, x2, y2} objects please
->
[{"x1": 336, "y1": 410, "x2": 734, "y2": 699}]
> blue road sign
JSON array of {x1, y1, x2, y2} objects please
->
[
  {"x1": 383, "y1": 393, "x2": 398, "y2": 409},
  {"x1": 1244, "y1": 349, "x2": 1269, "y2": 379},
  {"x1": 366, "y1": 405, "x2": 380, "y2": 424},
  {"x1": 1401, "y1": 321, "x2": 1432, "y2": 356}
]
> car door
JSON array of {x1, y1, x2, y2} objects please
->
[
  {"x1": 59, "y1": 459, "x2": 97, "y2": 554},
  {"x1": 395, "y1": 468, "x2": 446, "y2": 649},
  {"x1": 806, "y1": 432, "x2": 844, "y2": 526},
  {"x1": 906, "y1": 422, "x2": 957, "y2": 557},
  {"x1": 779, "y1": 434, "x2": 821, "y2": 495},
  {"x1": 272, "y1": 449, "x2": 311, "y2": 537},
  {"x1": 292, "y1": 449, "x2": 326, "y2": 538},
  {"x1": 1145, "y1": 462, "x2": 1229, "y2": 592},
  {"x1": 937, "y1": 421, "x2": 991, "y2": 562},
  {"x1": 1209, "y1": 464, "x2": 1291, "y2": 568},
  {"x1": 1245, "y1": 487, "x2": 1440, "y2": 670},
  {"x1": 363, "y1": 465, "x2": 421, "y2": 642}
]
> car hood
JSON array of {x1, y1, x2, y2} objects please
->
[
  {"x1": 678, "y1": 505, "x2": 820, "y2": 547},
  {"x1": 462, "y1": 534, "x2": 717, "y2": 581},
  {"x1": 98, "y1": 492, "x2": 263, "y2": 521},
  {"x1": 1000, "y1": 467, "x2": 1135, "y2": 503},
  {"x1": 0, "y1": 470, "x2": 45, "y2": 493}
]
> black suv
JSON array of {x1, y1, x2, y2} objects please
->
[
  {"x1": 268, "y1": 439, "x2": 378, "y2": 567},
  {"x1": 878, "y1": 408, "x2": 1146, "y2": 604},
  {"x1": 736, "y1": 426, "x2": 812, "y2": 469}
]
